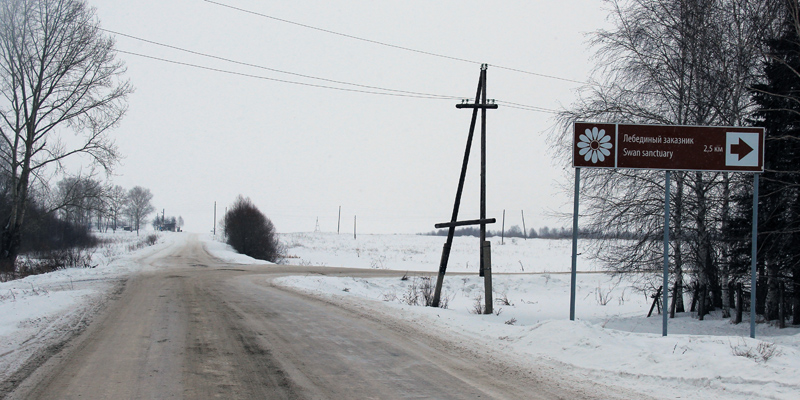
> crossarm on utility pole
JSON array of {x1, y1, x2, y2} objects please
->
[
  {"x1": 434, "y1": 218, "x2": 496, "y2": 229},
  {"x1": 456, "y1": 103, "x2": 498, "y2": 109}
]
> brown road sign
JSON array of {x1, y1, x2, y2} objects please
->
[{"x1": 573, "y1": 122, "x2": 764, "y2": 172}]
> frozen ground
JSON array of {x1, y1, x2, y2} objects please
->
[{"x1": 279, "y1": 232, "x2": 800, "y2": 400}]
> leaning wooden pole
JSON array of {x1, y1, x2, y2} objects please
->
[{"x1": 431, "y1": 76, "x2": 483, "y2": 308}]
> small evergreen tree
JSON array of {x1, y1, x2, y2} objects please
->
[{"x1": 732, "y1": 12, "x2": 800, "y2": 324}]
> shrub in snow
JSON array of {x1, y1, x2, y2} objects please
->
[
  {"x1": 11, "y1": 248, "x2": 94, "y2": 279},
  {"x1": 729, "y1": 339, "x2": 782, "y2": 363},
  {"x1": 223, "y1": 196, "x2": 281, "y2": 263},
  {"x1": 127, "y1": 234, "x2": 161, "y2": 252},
  {"x1": 402, "y1": 276, "x2": 448, "y2": 309}
]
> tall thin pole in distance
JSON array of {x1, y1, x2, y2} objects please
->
[
  {"x1": 354, "y1": 215, "x2": 357, "y2": 240},
  {"x1": 751, "y1": 173, "x2": 759, "y2": 338},
  {"x1": 521, "y1": 210, "x2": 527, "y2": 240},
  {"x1": 662, "y1": 171, "x2": 671, "y2": 337},
  {"x1": 501, "y1": 210, "x2": 506, "y2": 244},
  {"x1": 337, "y1": 206, "x2": 341, "y2": 234},
  {"x1": 213, "y1": 201, "x2": 216, "y2": 236},
  {"x1": 570, "y1": 168, "x2": 580, "y2": 321}
]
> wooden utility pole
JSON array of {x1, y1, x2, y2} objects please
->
[
  {"x1": 432, "y1": 64, "x2": 497, "y2": 315},
  {"x1": 501, "y1": 209, "x2": 505, "y2": 245},
  {"x1": 521, "y1": 210, "x2": 527, "y2": 240}
]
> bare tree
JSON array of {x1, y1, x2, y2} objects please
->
[
  {"x1": 106, "y1": 184, "x2": 126, "y2": 232},
  {"x1": 125, "y1": 186, "x2": 154, "y2": 235},
  {"x1": 0, "y1": 0, "x2": 131, "y2": 271},
  {"x1": 52, "y1": 176, "x2": 105, "y2": 228}
]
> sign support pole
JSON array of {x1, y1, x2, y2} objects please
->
[
  {"x1": 662, "y1": 171, "x2": 671, "y2": 337},
  {"x1": 751, "y1": 173, "x2": 759, "y2": 338},
  {"x1": 570, "y1": 168, "x2": 580, "y2": 321}
]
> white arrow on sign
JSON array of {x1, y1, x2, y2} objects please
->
[{"x1": 726, "y1": 132, "x2": 759, "y2": 167}]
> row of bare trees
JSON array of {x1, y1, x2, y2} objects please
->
[
  {"x1": 52, "y1": 177, "x2": 155, "y2": 234},
  {"x1": 555, "y1": 0, "x2": 799, "y2": 326}
]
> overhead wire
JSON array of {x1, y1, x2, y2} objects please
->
[
  {"x1": 202, "y1": 0, "x2": 591, "y2": 86},
  {"x1": 107, "y1": 29, "x2": 560, "y2": 113},
  {"x1": 103, "y1": 27, "x2": 458, "y2": 100},
  {"x1": 115, "y1": 50, "x2": 461, "y2": 99},
  {"x1": 495, "y1": 100, "x2": 559, "y2": 114}
]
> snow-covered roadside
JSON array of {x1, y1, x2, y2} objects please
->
[
  {"x1": 274, "y1": 232, "x2": 800, "y2": 400},
  {"x1": 201, "y1": 235, "x2": 272, "y2": 265},
  {"x1": 0, "y1": 232, "x2": 181, "y2": 389}
]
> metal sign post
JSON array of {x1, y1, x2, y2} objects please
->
[
  {"x1": 751, "y1": 173, "x2": 759, "y2": 338},
  {"x1": 570, "y1": 167, "x2": 580, "y2": 321},
  {"x1": 572, "y1": 122, "x2": 764, "y2": 337},
  {"x1": 662, "y1": 171, "x2": 670, "y2": 336}
]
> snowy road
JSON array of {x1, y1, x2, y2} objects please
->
[{"x1": 5, "y1": 234, "x2": 644, "y2": 399}]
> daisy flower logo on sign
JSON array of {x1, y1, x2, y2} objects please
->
[
  {"x1": 578, "y1": 127, "x2": 612, "y2": 163},
  {"x1": 573, "y1": 123, "x2": 617, "y2": 168}
]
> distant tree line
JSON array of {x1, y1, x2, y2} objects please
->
[
  {"x1": 421, "y1": 225, "x2": 639, "y2": 240},
  {"x1": 3, "y1": 175, "x2": 159, "y2": 244},
  {"x1": 52, "y1": 178, "x2": 159, "y2": 234},
  {"x1": 152, "y1": 214, "x2": 184, "y2": 232},
  {"x1": 553, "y1": 0, "x2": 799, "y2": 327}
]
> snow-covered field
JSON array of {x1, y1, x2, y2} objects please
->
[{"x1": 280, "y1": 232, "x2": 800, "y2": 400}]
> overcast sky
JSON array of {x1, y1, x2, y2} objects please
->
[{"x1": 85, "y1": 0, "x2": 610, "y2": 234}]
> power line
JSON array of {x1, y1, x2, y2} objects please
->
[
  {"x1": 116, "y1": 50, "x2": 459, "y2": 99},
  {"x1": 102, "y1": 27, "x2": 457, "y2": 100},
  {"x1": 106, "y1": 31, "x2": 561, "y2": 113},
  {"x1": 495, "y1": 100, "x2": 559, "y2": 114},
  {"x1": 117, "y1": 50, "x2": 560, "y2": 113},
  {"x1": 203, "y1": 0, "x2": 590, "y2": 86}
]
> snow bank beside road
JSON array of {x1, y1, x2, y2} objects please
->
[
  {"x1": 200, "y1": 235, "x2": 272, "y2": 265},
  {"x1": 274, "y1": 233, "x2": 800, "y2": 400},
  {"x1": 276, "y1": 273, "x2": 800, "y2": 400},
  {"x1": 0, "y1": 232, "x2": 180, "y2": 391}
]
